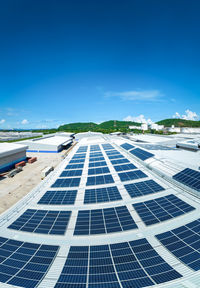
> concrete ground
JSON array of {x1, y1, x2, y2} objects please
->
[{"x1": 0, "y1": 148, "x2": 72, "y2": 215}]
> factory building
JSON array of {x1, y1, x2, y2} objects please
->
[
  {"x1": 0, "y1": 143, "x2": 28, "y2": 173},
  {"x1": 18, "y1": 133, "x2": 74, "y2": 153}
]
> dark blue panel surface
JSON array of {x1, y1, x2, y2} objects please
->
[
  {"x1": 84, "y1": 186, "x2": 122, "y2": 204},
  {"x1": 130, "y1": 148, "x2": 154, "y2": 161},
  {"x1": 118, "y1": 170, "x2": 147, "y2": 182},
  {"x1": 173, "y1": 168, "x2": 200, "y2": 192},
  {"x1": 125, "y1": 179, "x2": 164, "y2": 198},
  {"x1": 38, "y1": 190, "x2": 77, "y2": 205}
]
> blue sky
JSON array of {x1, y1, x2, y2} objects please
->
[{"x1": 0, "y1": 0, "x2": 200, "y2": 129}]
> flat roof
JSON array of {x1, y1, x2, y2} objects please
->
[
  {"x1": 0, "y1": 142, "x2": 28, "y2": 157},
  {"x1": 33, "y1": 135, "x2": 72, "y2": 146}
]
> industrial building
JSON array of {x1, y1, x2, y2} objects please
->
[
  {"x1": 18, "y1": 133, "x2": 74, "y2": 153},
  {"x1": 0, "y1": 142, "x2": 28, "y2": 173},
  {"x1": 0, "y1": 133, "x2": 200, "y2": 287}
]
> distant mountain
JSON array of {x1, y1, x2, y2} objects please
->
[
  {"x1": 58, "y1": 120, "x2": 141, "y2": 132},
  {"x1": 156, "y1": 118, "x2": 200, "y2": 127}
]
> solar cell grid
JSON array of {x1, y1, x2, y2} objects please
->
[
  {"x1": 120, "y1": 143, "x2": 135, "y2": 150},
  {"x1": 55, "y1": 238, "x2": 181, "y2": 288},
  {"x1": 118, "y1": 170, "x2": 147, "y2": 182},
  {"x1": 173, "y1": 168, "x2": 200, "y2": 192},
  {"x1": 133, "y1": 194, "x2": 195, "y2": 226},
  {"x1": 0, "y1": 237, "x2": 59, "y2": 288},
  {"x1": 114, "y1": 163, "x2": 137, "y2": 172},
  {"x1": 105, "y1": 150, "x2": 121, "y2": 155},
  {"x1": 60, "y1": 169, "x2": 83, "y2": 177},
  {"x1": 72, "y1": 153, "x2": 86, "y2": 159},
  {"x1": 89, "y1": 156, "x2": 105, "y2": 162},
  {"x1": 108, "y1": 154, "x2": 125, "y2": 160},
  {"x1": 89, "y1": 152, "x2": 103, "y2": 158},
  {"x1": 74, "y1": 206, "x2": 137, "y2": 235},
  {"x1": 111, "y1": 158, "x2": 130, "y2": 165},
  {"x1": 88, "y1": 167, "x2": 110, "y2": 175},
  {"x1": 51, "y1": 177, "x2": 81, "y2": 187},
  {"x1": 130, "y1": 148, "x2": 154, "y2": 161},
  {"x1": 86, "y1": 174, "x2": 114, "y2": 186},
  {"x1": 102, "y1": 143, "x2": 114, "y2": 150},
  {"x1": 8, "y1": 209, "x2": 71, "y2": 235},
  {"x1": 125, "y1": 179, "x2": 165, "y2": 198},
  {"x1": 69, "y1": 158, "x2": 85, "y2": 164},
  {"x1": 89, "y1": 161, "x2": 107, "y2": 168},
  {"x1": 84, "y1": 186, "x2": 122, "y2": 204},
  {"x1": 65, "y1": 163, "x2": 84, "y2": 170},
  {"x1": 38, "y1": 190, "x2": 77, "y2": 205},
  {"x1": 156, "y1": 218, "x2": 200, "y2": 271}
]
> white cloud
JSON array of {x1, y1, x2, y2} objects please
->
[
  {"x1": 172, "y1": 109, "x2": 198, "y2": 121},
  {"x1": 123, "y1": 115, "x2": 153, "y2": 124},
  {"x1": 21, "y1": 119, "x2": 29, "y2": 125},
  {"x1": 105, "y1": 90, "x2": 163, "y2": 101},
  {"x1": 0, "y1": 119, "x2": 5, "y2": 124}
]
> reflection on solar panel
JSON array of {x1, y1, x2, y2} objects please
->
[
  {"x1": 102, "y1": 143, "x2": 114, "y2": 150},
  {"x1": 114, "y1": 163, "x2": 137, "y2": 172},
  {"x1": 121, "y1": 142, "x2": 135, "y2": 150},
  {"x1": 65, "y1": 163, "x2": 84, "y2": 170},
  {"x1": 156, "y1": 219, "x2": 200, "y2": 270},
  {"x1": 89, "y1": 156, "x2": 105, "y2": 162},
  {"x1": 125, "y1": 179, "x2": 165, "y2": 198},
  {"x1": 173, "y1": 168, "x2": 200, "y2": 192},
  {"x1": 38, "y1": 190, "x2": 77, "y2": 205},
  {"x1": 84, "y1": 186, "x2": 122, "y2": 204},
  {"x1": 111, "y1": 158, "x2": 130, "y2": 165},
  {"x1": 88, "y1": 167, "x2": 110, "y2": 175},
  {"x1": 133, "y1": 194, "x2": 195, "y2": 226},
  {"x1": 60, "y1": 170, "x2": 83, "y2": 177},
  {"x1": 89, "y1": 161, "x2": 107, "y2": 167},
  {"x1": 74, "y1": 206, "x2": 137, "y2": 235},
  {"x1": 51, "y1": 178, "x2": 80, "y2": 187},
  {"x1": 130, "y1": 148, "x2": 154, "y2": 160},
  {"x1": 72, "y1": 153, "x2": 86, "y2": 159},
  {"x1": 0, "y1": 237, "x2": 59, "y2": 288},
  {"x1": 86, "y1": 174, "x2": 114, "y2": 186},
  {"x1": 118, "y1": 170, "x2": 147, "y2": 182},
  {"x1": 55, "y1": 239, "x2": 181, "y2": 288},
  {"x1": 8, "y1": 209, "x2": 71, "y2": 235},
  {"x1": 108, "y1": 154, "x2": 124, "y2": 160},
  {"x1": 69, "y1": 158, "x2": 85, "y2": 164}
]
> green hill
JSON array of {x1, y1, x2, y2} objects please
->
[
  {"x1": 156, "y1": 118, "x2": 200, "y2": 127},
  {"x1": 58, "y1": 120, "x2": 141, "y2": 133}
]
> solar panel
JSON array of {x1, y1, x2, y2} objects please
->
[
  {"x1": 90, "y1": 145, "x2": 101, "y2": 151},
  {"x1": 130, "y1": 148, "x2": 154, "y2": 161},
  {"x1": 38, "y1": 190, "x2": 77, "y2": 205},
  {"x1": 121, "y1": 143, "x2": 135, "y2": 150},
  {"x1": 8, "y1": 209, "x2": 71, "y2": 235},
  {"x1": 88, "y1": 167, "x2": 110, "y2": 175},
  {"x1": 89, "y1": 152, "x2": 103, "y2": 158},
  {"x1": 60, "y1": 170, "x2": 83, "y2": 177},
  {"x1": 72, "y1": 153, "x2": 86, "y2": 159},
  {"x1": 108, "y1": 154, "x2": 125, "y2": 160},
  {"x1": 55, "y1": 239, "x2": 181, "y2": 288},
  {"x1": 89, "y1": 161, "x2": 107, "y2": 168},
  {"x1": 84, "y1": 186, "x2": 122, "y2": 204},
  {"x1": 86, "y1": 174, "x2": 114, "y2": 186},
  {"x1": 125, "y1": 179, "x2": 165, "y2": 198},
  {"x1": 133, "y1": 194, "x2": 195, "y2": 226},
  {"x1": 118, "y1": 170, "x2": 147, "y2": 182},
  {"x1": 76, "y1": 146, "x2": 88, "y2": 153},
  {"x1": 65, "y1": 164, "x2": 84, "y2": 170},
  {"x1": 74, "y1": 206, "x2": 137, "y2": 235},
  {"x1": 156, "y1": 218, "x2": 200, "y2": 271},
  {"x1": 0, "y1": 237, "x2": 59, "y2": 288},
  {"x1": 111, "y1": 158, "x2": 130, "y2": 165},
  {"x1": 173, "y1": 168, "x2": 200, "y2": 192},
  {"x1": 114, "y1": 163, "x2": 137, "y2": 172},
  {"x1": 51, "y1": 178, "x2": 81, "y2": 187},
  {"x1": 89, "y1": 156, "x2": 105, "y2": 162},
  {"x1": 105, "y1": 150, "x2": 121, "y2": 155},
  {"x1": 102, "y1": 143, "x2": 114, "y2": 150}
]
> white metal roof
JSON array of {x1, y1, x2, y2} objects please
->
[{"x1": 0, "y1": 142, "x2": 28, "y2": 157}]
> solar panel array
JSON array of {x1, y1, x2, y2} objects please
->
[
  {"x1": 125, "y1": 179, "x2": 165, "y2": 198},
  {"x1": 120, "y1": 142, "x2": 135, "y2": 150},
  {"x1": 8, "y1": 209, "x2": 71, "y2": 235},
  {"x1": 60, "y1": 169, "x2": 83, "y2": 177},
  {"x1": 111, "y1": 158, "x2": 130, "y2": 165},
  {"x1": 114, "y1": 163, "x2": 137, "y2": 172},
  {"x1": 102, "y1": 143, "x2": 114, "y2": 150},
  {"x1": 130, "y1": 148, "x2": 154, "y2": 161},
  {"x1": 88, "y1": 167, "x2": 110, "y2": 175},
  {"x1": 0, "y1": 237, "x2": 59, "y2": 288},
  {"x1": 89, "y1": 156, "x2": 105, "y2": 162},
  {"x1": 38, "y1": 190, "x2": 77, "y2": 205},
  {"x1": 156, "y1": 218, "x2": 200, "y2": 270},
  {"x1": 89, "y1": 161, "x2": 107, "y2": 167},
  {"x1": 173, "y1": 168, "x2": 200, "y2": 192},
  {"x1": 65, "y1": 163, "x2": 84, "y2": 169},
  {"x1": 74, "y1": 206, "x2": 137, "y2": 235},
  {"x1": 118, "y1": 170, "x2": 147, "y2": 182},
  {"x1": 84, "y1": 186, "x2": 122, "y2": 204},
  {"x1": 55, "y1": 239, "x2": 181, "y2": 288},
  {"x1": 76, "y1": 146, "x2": 88, "y2": 153},
  {"x1": 86, "y1": 174, "x2": 114, "y2": 186},
  {"x1": 133, "y1": 194, "x2": 195, "y2": 226},
  {"x1": 51, "y1": 178, "x2": 81, "y2": 187}
]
